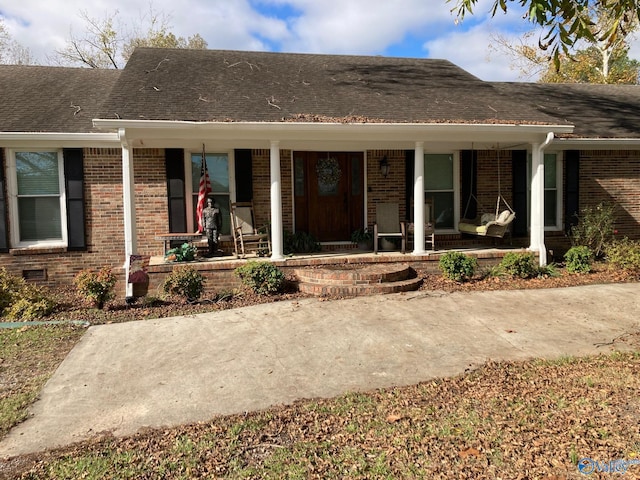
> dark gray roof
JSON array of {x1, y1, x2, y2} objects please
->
[
  {"x1": 0, "y1": 65, "x2": 120, "y2": 133},
  {"x1": 99, "y1": 48, "x2": 562, "y2": 125},
  {"x1": 493, "y1": 82, "x2": 640, "y2": 138}
]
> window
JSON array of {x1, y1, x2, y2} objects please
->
[
  {"x1": 189, "y1": 151, "x2": 232, "y2": 235},
  {"x1": 424, "y1": 153, "x2": 459, "y2": 230},
  {"x1": 8, "y1": 150, "x2": 67, "y2": 246},
  {"x1": 528, "y1": 152, "x2": 563, "y2": 230}
]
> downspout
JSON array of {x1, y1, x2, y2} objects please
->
[
  {"x1": 119, "y1": 128, "x2": 137, "y2": 297},
  {"x1": 529, "y1": 132, "x2": 554, "y2": 266}
]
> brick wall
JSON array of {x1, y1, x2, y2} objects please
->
[
  {"x1": 251, "y1": 149, "x2": 293, "y2": 232},
  {"x1": 474, "y1": 150, "x2": 514, "y2": 219},
  {"x1": 366, "y1": 150, "x2": 406, "y2": 227}
]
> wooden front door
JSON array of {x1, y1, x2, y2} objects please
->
[{"x1": 294, "y1": 152, "x2": 364, "y2": 242}]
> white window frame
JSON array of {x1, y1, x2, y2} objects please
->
[
  {"x1": 184, "y1": 149, "x2": 236, "y2": 239},
  {"x1": 6, "y1": 148, "x2": 68, "y2": 248},
  {"x1": 527, "y1": 151, "x2": 563, "y2": 232},
  {"x1": 424, "y1": 151, "x2": 460, "y2": 233}
]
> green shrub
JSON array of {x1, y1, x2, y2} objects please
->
[
  {"x1": 569, "y1": 202, "x2": 616, "y2": 258},
  {"x1": 438, "y1": 252, "x2": 478, "y2": 282},
  {"x1": 284, "y1": 231, "x2": 321, "y2": 254},
  {"x1": 0, "y1": 269, "x2": 57, "y2": 320},
  {"x1": 235, "y1": 261, "x2": 285, "y2": 294},
  {"x1": 604, "y1": 238, "x2": 640, "y2": 275},
  {"x1": 162, "y1": 265, "x2": 205, "y2": 302},
  {"x1": 165, "y1": 242, "x2": 198, "y2": 262},
  {"x1": 500, "y1": 252, "x2": 539, "y2": 279},
  {"x1": 74, "y1": 266, "x2": 117, "y2": 309},
  {"x1": 564, "y1": 246, "x2": 593, "y2": 274}
]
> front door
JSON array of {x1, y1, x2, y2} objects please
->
[{"x1": 294, "y1": 152, "x2": 364, "y2": 242}]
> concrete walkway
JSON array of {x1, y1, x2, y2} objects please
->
[{"x1": 1, "y1": 283, "x2": 639, "y2": 458}]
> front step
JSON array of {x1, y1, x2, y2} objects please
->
[{"x1": 294, "y1": 263, "x2": 422, "y2": 296}]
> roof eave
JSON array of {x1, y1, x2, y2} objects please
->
[{"x1": 0, "y1": 132, "x2": 121, "y2": 148}]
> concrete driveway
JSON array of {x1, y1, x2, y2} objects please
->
[{"x1": 1, "y1": 282, "x2": 638, "y2": 458}]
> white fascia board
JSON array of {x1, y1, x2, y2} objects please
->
[
  {"x1": 0, "y1": 132, "x2": 120, "y2": 148},
  {"x1": 553, "y1": 137, "x2": 640, "y2": 150},
  {"x1": 93, "y1": 119, "x2": 574, "y2": 146}
]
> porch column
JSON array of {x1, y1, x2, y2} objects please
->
[
  {"x1": 269, "y1": 140, "x2": 284, "y2": 260},
  {"x1": 412, "y1": 141, "x2": 427, "y2": 255},
  {"x1": 529, "y1": 133, "x2": 553, "y2": 266},
  {"x1": 119, "y1": 128, "x2": 137, "y2": 297}
]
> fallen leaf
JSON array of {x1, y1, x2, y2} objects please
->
[{"x1": 459, "y1": 447, "x2": 481, "y2": 458}]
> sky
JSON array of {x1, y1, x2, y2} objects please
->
[{"x1": 1, "y1": 0, "x2": 639, "y2": 82}]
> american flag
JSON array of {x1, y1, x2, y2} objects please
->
[{"x1": 196, "y1": 145, "x2": 212, "y2": 233}]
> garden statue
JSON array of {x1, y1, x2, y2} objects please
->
[{"x1": 203, "y1": 197, "x2": 222, "y2": 256}]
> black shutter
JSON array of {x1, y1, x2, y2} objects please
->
[
  {"x1": 0, "y1": 150, "x2": 8, "y2": 252},
  {"x1": 63, "y1": 148, "x2": 86, "y2": 250},
  {"x1": 405, "y1": 150, "x2": 415, "y2": 221},
  {"x1": 564, "y1": 150, "x2": 580, "y2": 234},
  {"x1": 234, "y1": 149, "x2": 253, "y2": 202},
  {"x1": 165, "y1": 149, "x2": 186, "y2": 233},
  {"x1": 460, "y1": 150, "x2": 477, "y2": 220},
  {"x1": 512, "y1": 150, "x2": 528, "y2": 237}
]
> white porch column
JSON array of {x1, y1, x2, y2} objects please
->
[
  {"x1": 412, "y1": 141, "x2": 427, "y2": 255},
  {"x1": 269, "y1": 140, "x2": 284, "y2": 260},
  {"x1": 119, "y1": 128, "x2": 137, "y2": 297},
  {"x1": 529, "y1": 132, "x2": 554, "y2": 266}
]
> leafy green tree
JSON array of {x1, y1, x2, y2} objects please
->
[
  {"x1": 540, "y1": 45, "x2": 639, "y2": 83},
  {"x1": 55, "y1": 7, "x2": 208, "y2": 69},
  {"x1": 450, "y1": 0, "x2": 640, "y2": 68}
]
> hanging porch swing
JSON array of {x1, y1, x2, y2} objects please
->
[{"x1": 458, "y1": 146, "x2": 516, "y2": 239}]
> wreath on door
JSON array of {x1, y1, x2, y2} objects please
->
[{"x1": 316, "y1": 157, "x2": 342, "y2": 188}]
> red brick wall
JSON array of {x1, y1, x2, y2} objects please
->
[
  {"x1": 367, "y1": 150, "x2": 406, "y2": 227},
  {"x1": 579, "y1": 150, "x2": 640, "y2": 239},
  {"x1": 251, "y1": 149, "x2": 293, "y2": 233},
  {"x1": 474, "y1": 150, "x2": 514, "y2": 219}
]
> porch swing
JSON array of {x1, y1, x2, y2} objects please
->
[{"x1": 458, "y1": 146, "x2": 516, "y2": 239}]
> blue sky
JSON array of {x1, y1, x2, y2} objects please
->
[{"x1": 3, "y1": 0, "x2": 632, "y2": 81}]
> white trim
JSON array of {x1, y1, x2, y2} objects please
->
[
  {"x1": 6, "y1": 148, "x2": 68, "y2": 249},
  {"x1": 0, "y1": 132, "x2": 119, "y2": 148},
  {"x1": 423, "y1": 151, "x2": 460, "y2": 234}
]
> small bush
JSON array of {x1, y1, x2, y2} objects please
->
[
  {"x1": 165, "y1": 243, "x2": 198, "y2": 262},
  {"x1": 235, "y1": 261, "x2": 285, "y2": 294},
  {"x1": 162, "y1": 265, "x2": 205, "y2": 302},
  {"x1": 284, "y1": 231, "x2": 321, "y2": 254},
  {"x1": 0, "y1": 269, "x2": 57, "y2": 320},
  {"x1": 605, "y1": 238, "x2": 640, "y2": 275},
  {"x1": 74, "y1": 266, "x2": 117, "y2": 309},
  {"x1": 569, "y1": 202, "x2": 616, "y2": 258},
  {"x1": 438, "y1": 252, "x2": 478, "y2": 282},
  {"x1": 500, "y1": 252, "x2": 539, "y2": 279},
  {"x1": 564, "y1": 246, "x2": 593, "y2": 274}
]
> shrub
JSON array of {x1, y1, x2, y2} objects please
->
[
  {"x1": 500, "y1": 252, "x2": 539, "y2": 279},
  {"x1": 74, "y1": 266, "x2": 117, "y2": 309},
  {"x1": 235, "y1": 261, "x2": 285, "y2": 294},
  {"x1": 165, "y1": 242, "x2": 198, "y2": 262},
  {"x1": 604, "y1": 238, "x2": 640, "y2": 275},
  {"x1": 438, "y1": 252, "x2": 478, "y2": 282},
  {"x1": 0, "y1": 269, "x2": 57, "y2": 320},
  {"x1": 162, "y1": 265, "x2": 205, "y2": 302},
  {"x1": 564, "y1": 246, "x2": 593, "y2": 274},
  {"x1": 569, "y1": 202, "x2": 616, "y2": 258},
  {"x1": 284, "y1": 231, "x2": 321, "y2": 254}
]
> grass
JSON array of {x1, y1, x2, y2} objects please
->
[{"x1": 0, "y1": 325, "x2": 85, "y2": 438}]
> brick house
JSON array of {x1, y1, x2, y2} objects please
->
[{"x1": 0, "y1": 48, "x2": 639, "y2": 294}]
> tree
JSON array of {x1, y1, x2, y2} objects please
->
[
  {"x1": 450, "y1": 0, "x2": 640, "y2": 68},
  {"x1": 487, "y1": 2, "x2": 640, "y2": 83},
  {"x1": 0, "y1": 18, "x2": 34, "y2": 65},
  {"x1": 54, "y1": 8, "x2": 208, "y2": 69}
]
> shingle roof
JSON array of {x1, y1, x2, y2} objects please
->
[
  {"x1": 98, "y1": 48, "x2": 563, "y2": 125},
  {"x1": 0, "y1": 65, "x2": 120, "y2": 133},
  {"x1": 493, "y1": 82, "x2": 640, "y2": 138}
]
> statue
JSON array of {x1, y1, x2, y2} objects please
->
[{"x1": 202, "y1": 197, "x2": 222, "y2": 256}]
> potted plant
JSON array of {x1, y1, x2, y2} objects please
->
[{"x1": 351, "y1": 228, "x2": 373, "y2": 251}]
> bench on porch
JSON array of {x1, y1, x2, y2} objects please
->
[{"x1": 155, "y1": 233, "x2": 204, "y2": 256}]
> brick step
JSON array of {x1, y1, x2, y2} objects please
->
[
  {"x1": 294, "y1": 263, "x2": 412, "y2": 285},
  {"x1": 294, "y1": 263, "x2": 422, "y2": 296},
  {"x1": 297, "y1": 276, "x2": 422, "y2": 296}
]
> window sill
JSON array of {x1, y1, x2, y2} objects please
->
[{"x1": 9, "y1": 246, "x2": 68, "y2": 256}]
